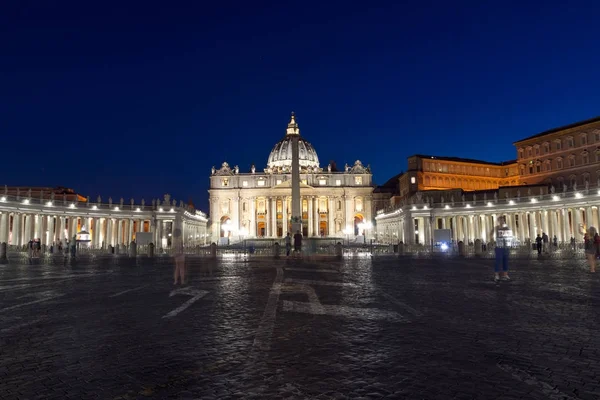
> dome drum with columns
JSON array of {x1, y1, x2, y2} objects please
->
[{"x1": 208, "y1": 113, "x2": 375, "y2": 242}]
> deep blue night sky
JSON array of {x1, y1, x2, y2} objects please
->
[{"x1": 2, "y1": 1, "x2": 600, "y2": 212}]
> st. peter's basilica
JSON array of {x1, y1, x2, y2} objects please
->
[{"x1": 208, "y1": 114, "x2": 375, "y2": 241}]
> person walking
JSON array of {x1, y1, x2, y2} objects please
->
[
  {"x1": 491, "y1": 216, "x2": 512, "y2": 282},
  {"x1": 542, "y1": 232, "x2": 549, "y2": 253},
  {"x1": 285, "y1": 232, "x2": 292, "y2": 257},
  {"x1": 583, "y1": 227, "x2": 597, "y2": 273}
]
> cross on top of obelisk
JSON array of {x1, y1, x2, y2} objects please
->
[{"x1": 286, "y1": 111, "x2": 300, "y2": 135}]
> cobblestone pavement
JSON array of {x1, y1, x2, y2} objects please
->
[{"x1": 1, "y1": 256, "x2": 600, "y2": 399}]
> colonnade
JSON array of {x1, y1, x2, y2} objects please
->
[
  {"x1": 376, "y1": 201, "x2": 600, "y2": 245},
  {"x1": 0, "y1": 202, "x2": 209, "y2": 249}
]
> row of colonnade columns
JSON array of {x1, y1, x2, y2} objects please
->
[
  {"x1": 379, "y1": 206, "x2": 599, "y2": 245},
  {"x1": 0, "y1": 212, "x2": 150, "y2": 248}
]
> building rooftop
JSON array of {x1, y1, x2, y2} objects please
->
[
  {"x1": 514, "y1": 115, "x2": 600, "y2": 144},
  {"x1": 412, "y1": 154, "x2": 516, "y2": 167}
]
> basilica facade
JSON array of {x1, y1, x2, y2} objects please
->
[{"x1": 208, "y1": 114, "x2": 374, "y2": 241}]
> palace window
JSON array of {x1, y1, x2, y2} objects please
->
[
  {"x1": 543, "y1": 142, "x2": 550, "y2": 154},
  {"x1": 569, "y1": 175, "x2": 576, "y2": 187},
  {"x1": 582, "y1": 152, "x2": 589, "y2": 164},
  {"x1": 257, "y1": 180, "x2": 265, "y2": 186},
  {"x1": 354, "y1": 176, "x2": 363, "y2": 185},
  {"x1": 567, "y1": 137, "x2": 574, "y2": 148},
  {"x1": 568, "y1": 156, "x2": 575, "y2": 167},
  {"x1": 535, "y1": 163, "x2": 541, "y2": 173},
  {"x1": 221, "y1": 178, "x2": 229, "y2": 187},
  {"x1": 556, "y1": 158, "x2": 563, "y2": 169},
  {"x1": 581, "y1": 134, "x2": 588, "y2": 146},
  {"x1": 527, "y1": 148, "x2": 532, "y2": 157},
  {"x1": 555, "y1": 140, "x2": 562, "y2": 151},
  {"x1": 534, "y1": 145, "x2": 540, "y2": 156},
  {"x1": 544, "y1": 160, "x2": 551, "y2": 172},
  {"x1": 335, "y1": 179, "x2": 341, "y2": 186},
  {"x1": 242, "y1": 180, "x2": 248, "y2": 187},
  {"x1": 595, "y1": 131, "x2": 600, "y2": 142},
  {"x1": 319, "y1": 179, "x2": 327, "y2": 185},
  {"x1": 518, "y1": 148, "x2": 524, "y2": 159},
  {"x1": 276, "y1": 179, "x2": 282, "y2": 185}
]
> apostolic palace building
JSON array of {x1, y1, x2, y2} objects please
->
[
  {"x1": 375, "y1": 115, "x2": 600, "y2": 246},
  {"x1": 1, "y1": 114, "x2": 600, "y2": 250}
]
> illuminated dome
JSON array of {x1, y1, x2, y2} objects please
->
[{"x1": 267, "y1": 113, "x2": 320, "y2": 170}]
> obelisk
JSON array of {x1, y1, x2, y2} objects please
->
[{"x1": 288, "y1": 112, "x2": 302, "y2": 235}]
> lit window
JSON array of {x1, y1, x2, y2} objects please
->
[
  {"x1": 301, "y1": 179, "x2": 307, "y2": 185},
  {"x1": 319, "y1": 179, "x2": 326, "y2": 185},
  {"x1": 242, "y1": 181, "x2": 248, "y2": 187},
  {"x1": 257, "y1": 180, "x2": 265, "y2": 186},
  {"x1": 276, "y1": 179, "x2": 282, "y2": 185},
  {"x1": 410, "y1": 177, "x2": 416, "y2": 184},
  {"x1": 335, "y1": 179, "x2": 341, "y2": 186},
  {"x1": 354, "y1": 176, "x2": 362, "y2": 185},
  {"x1": 221, "y1": 178, "x2": 229, "y2": 187}
]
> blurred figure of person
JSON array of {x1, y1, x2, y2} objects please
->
[
  {"x1": 535, "y1": 234, "x2": 542, "y2": 255},
  {"x1": 542, "y1": 232, "x2": 549, "y2": 253},
  {"x1": 491, "y1": 216, "x2": 512, "y2": 282},
  {"x1": 285, "y1": 232, "x2": 292, "y2": 256},
  {"x1": 293, "y1": 230, "x2": 302, "y2": 258},
  {"x1": 583, "y1": 227, "x2": 597, "y2": 273},
  {"x1": 172, "y1": 228, "x2": 186, "y2": 285}
]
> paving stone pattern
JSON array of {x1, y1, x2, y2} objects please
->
[{"x1": 1, "y1": 256, "x2": 599, "y2": 399}]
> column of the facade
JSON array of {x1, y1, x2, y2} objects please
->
[
  {"x1": 56, "y1": 217, "x2": 64, "y2": 243},
  {"x1": 585, "y1": 207, "x2": 593, "y2": 230},
  {"x1": 12, "y1": 213, "x2": 21, "y2": 246},
  {"x1": 573, "y1": 207, "x2": 581, "y2": 240},
  {"x1": 527, "y1": 212, "x2": 535, "y2": 241},
  {"x1": 328, "y1": 197, "x2": 334, "y2": 236},
  {"x1": 117, "y1": 219, "x2": 123, "y2": 245},
  {"x1": 474, "y1": 215, "x2": 481, "y2": 241},
  {"x1": 550, "y1": 209, "x2": 559, "y2": 242},
  {"x1": 282, "y1": 197, "x2": 288, "y2": 237},
  {"x1": 307, "y1": 197, "x2": 313, "y2": 236},
  {"x1": 250, "y1": 198, "x2": 256, "y2": 237},
  {"x1": 541, "y1": 210, "x2": 549, "y2": 235},
  {"x1": 344, "y1": 195, "x2": 352, "y2": 233},
  {"x1": 271, "y1": 197, "x2": 277, "y2": 237},
  {"x1": 0, "y1": 212, "x2": 8, "y2": 243},
  {"x1": 47, "y1": 216, "x2": 55, "y2": 245},
  {"x1": 105, "y1": 218, "x2": 113, "y2": 246},
  {"x1": 562, "y1": 208, "x2": 570, "y2": 241},
  {"x1": 232, "y1": 196, "x2": 240, "y2": 232},
  {"x1": 23, "y1": 214, "x2": 33, "y2": 243},
  {"x1": 127, "y1": 219, "x2": 133, "y2": 243},
  {"x1": 313, "y1": 197, "x2": 319, "y2": 236}
]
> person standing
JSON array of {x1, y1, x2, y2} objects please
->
[
  {"x1": 583, "y1": 227, "x2": 597, "y2": 273},
  {"x1": 285, "y1": 232, "x2": 292, "y2": 256},
  {"x1": 293, "y1": 230, "x2": 302, "y2": 258},
  {"x1": 491, "y1": 216, "x2": 512, "y2": 282},
  {"x1": 535, "y1": 234, "x2": 542, "y2": 255},
  {"x1": 542, "y1": 232, "x2": 549, "y2": 253},
  {"x1": 172, "y1": 228, "x2": 186, "y2": 285}
]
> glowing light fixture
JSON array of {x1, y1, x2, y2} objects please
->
[
  {"x1": 575, "y1": 192, "x2": 583, "y2": 199},
  {"x1": 552, "y1": 195, "x2": 560, "y2": 201},
  {"x1": 509, "y1": 200, "x2": 515, "y2": 205},
  {"x1": 23, "y1": 199, "x2": 29, "y2": 204}
]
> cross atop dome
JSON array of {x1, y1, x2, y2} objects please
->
[{"x1": 286, "y1": 111, "x2": 300, "y2": 135}]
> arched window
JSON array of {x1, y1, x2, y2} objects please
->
[{"x1": 582, "y1": 151, "x2": 589, "y2": 164}]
